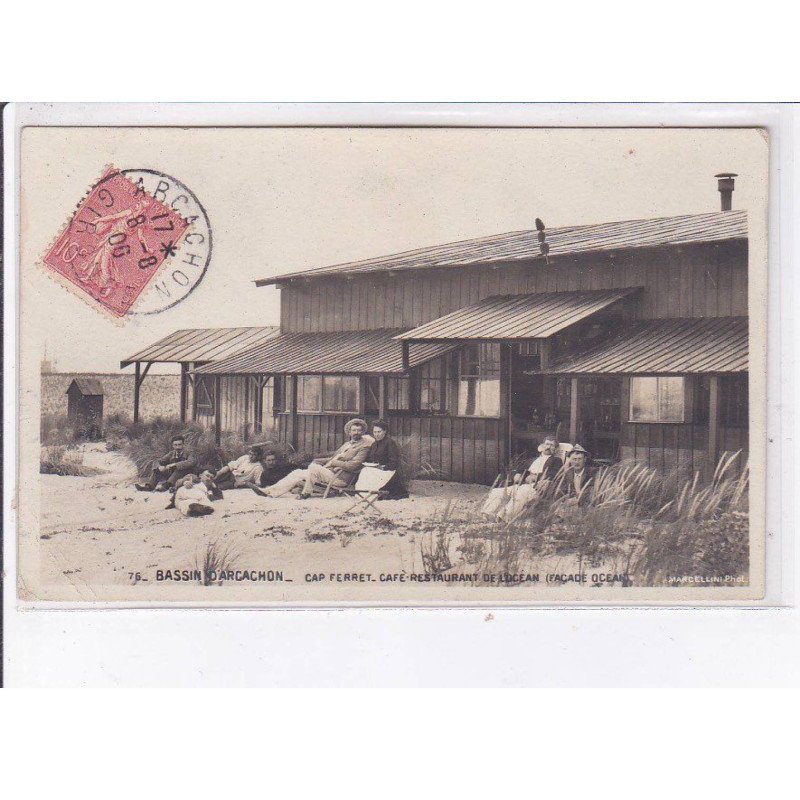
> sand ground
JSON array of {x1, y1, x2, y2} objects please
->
[{"x1": 33, "y1": 444, "x2": 498, "y2": 601}]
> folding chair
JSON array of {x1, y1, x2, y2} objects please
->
[
  {"x1": 313, "y1": 470, "x2": 357, "y2": 498},
  {"x1": 337, "y1": 466, "x2": 397, "y2": 515}
]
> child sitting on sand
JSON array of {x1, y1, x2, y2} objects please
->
[{"x1": 172, "y1": 474, "x2": 215, "y2": 517}]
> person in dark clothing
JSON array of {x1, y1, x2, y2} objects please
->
[
  {"x1": 247, "y1": 450, "x2": 298, "y2": 496},
  {"x1": 558, "y1": 443, "x2": 595, "y2": 505},
  {"x1": 136, "y1": 435, "x2": 197, "y2": 492},
  {"x1": 257, "y1": 451, "x2": 297, "y2": 490},
  {"x1": 367, "y1": 420, "x2": 409, "y2": 500}
]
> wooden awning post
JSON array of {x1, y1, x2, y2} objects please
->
[
  {"x1": 358, "y1": 376, "x2": 367, "y2": 416},
  {"x1": 214, "y1": 376, "x2": 222, "y2": 446},
  {"x1": 707, "y1": 375, "x2": 721, "y2": 481},
  {"x1": 378, "y1": 375, "x2": 388, "y2": 419},
  {"x1": 254, "y1": 375, "x2": 266, "y2": 433},
  {"x1": 133, "y1": 362, "x2": 141, "y2": 423},
  {"x1": 180, "y1": 363, "x2": 188, "y2": 424},
  {"x1": 503, "y1": 342, "x2": 514, "y2": 463},
  {"x1": 133, "y1": 361, "x2": 153, "y2": 425},
  {"x1": 289, "y1": 375, "x2": 298, "y2": 451},
  {"x1": 569, "y1": 376, "x2": 580, "y2": 445}
]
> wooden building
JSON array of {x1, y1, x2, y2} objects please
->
[
  {"x1": 124, "y1": 199, "x2": 750, "y2": 485},
  {"x1": 66, "y1": 378, "x2": 104, "y2": 438},
  {"x1": 121, "y1": 326, "x2": 279, "y2": 436}
]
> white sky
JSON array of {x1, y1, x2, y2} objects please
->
[{"x1": 20, "y1": 127, "x2": 767, "y2": 373}]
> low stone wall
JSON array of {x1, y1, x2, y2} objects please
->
[{"x1": 41, "y1": 372, "x2": 182, "y2": 422}]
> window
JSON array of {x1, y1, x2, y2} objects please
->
[
  {"x1": 274, "y1": 375, "x2": 291, "y2": 414},
  {"x1": 721, "y1": 375, "x2": 748, "y2": 427},
  {"x1": 296, "y1": 375, "x2": 359, "y2": 413},
  {"x1": 365, "y1": 377, "x2": 380, "y2": 414},
  {"x1": 365, "y1": 376, "x2": 411, "y2": 413},
  {"x1": 417, "y1": 358, "x2": 446, "y2": 413},
  {"x1": 388, "y1": 377, "x2": 411, "y2": 411},
  {"x1": 457, "y1": 343, "x2": 501, "y2": 417},
  {"x1": 322, "y1": 375, "x2": 359, "y2": 413},
  {"x1": 296, "y1": 375, "x2": 322, "y2": 412},
  {"x1": 629, "y1": 376, "x2": 685, "y2": 423},
  {"x1": 194, "y1": 376, "x2": 215, "y2": 413}
]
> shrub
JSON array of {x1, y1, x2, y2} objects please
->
[
  {"x1": 40, "y1": 414, "x2": 83, "y2": 446},
  {"x1": 396, "y1": 434, "x2": 442, "y2": 481},
  {"x1": 40, "y1": 446, "x2": 101, "y2": 477},
  {"x1": 119, "y1": 417, "x2": 307, "y2": 479},
  {"x1": 436, "y1": 452, "x2": 750, "y2": 587},
  {"x1": 416, "y1": 501, "x2": 458, "y2": 573},
  {"x1": 103, "y1": 414, "x2": 133, "y2": 452},
  {"x1": 193, "y1": 540, "x2": 242, "y2": 586}
]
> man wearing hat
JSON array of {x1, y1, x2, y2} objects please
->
[
  {"x1": 559, "y1": 443, "x2": 594, "y2": 503},
  {"x1": 264, "y1": 418, "x2": 373, "y2": 499},
  {"x1": 481, "y1": 436, "x2": 563, "y2": 521}
]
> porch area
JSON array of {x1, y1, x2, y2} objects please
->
[{"x1": 122, "y1": 301, "x2": 749, "y2": 485}]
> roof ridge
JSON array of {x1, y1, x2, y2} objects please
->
[{"x1": 256, "y1": 210, "x2": 748, "y2": 286}]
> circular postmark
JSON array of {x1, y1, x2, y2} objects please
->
[{"x1": 121, "y1": 169, "x2": 213, "y2": 316}]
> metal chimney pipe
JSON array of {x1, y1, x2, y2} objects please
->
[{"x1": 715, "y1": 172, "x2": 737, "y2": 211}]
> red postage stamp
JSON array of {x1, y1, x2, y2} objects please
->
[{"x1": 43, "y1": 167, "x2": 190, "y2": 317}]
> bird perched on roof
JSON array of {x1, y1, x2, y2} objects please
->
[{"x1": 535, "y1": 217, "x2": 550, "y2": 263}]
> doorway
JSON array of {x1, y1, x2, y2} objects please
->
[{"x1": 577, "y1": 377, "x2": 621, "y2": 461}]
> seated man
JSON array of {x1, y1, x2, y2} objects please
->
[
  {"x1": 258, "y1": 450, "x2": 297, "y2": 490},
  {"x1": 558, "y1": 444, "x2": 594, "y2": 505},
  {"x1": 481, "y1": 436, "x2": 563, "y2": 522},
  {"x1": 265, "y1": 418, "x2": 373, "y2": 499},
  {"x1": 136, "y1": 435, "x2": 197, "y2": 492},
  {"x1": 199, "y1": 470, "x2": 225, "y2": 501},
  {"x1": 212, "y1": 445, "x2": 265, "y2": 493},
  {"x1": 173, "y1": 474, "x2": 215, "y2": 517}
]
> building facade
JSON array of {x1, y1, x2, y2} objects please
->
[{"x1": 124, "y1": 206, "x2": 749, "y2": 485}]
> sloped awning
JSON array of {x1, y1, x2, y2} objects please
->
[
  {"x1": 394, "y1": 288, "x2": 640, "y2": 343},
  {"x1": 120, "y1": 326, "x2": 280, "y2": 367},
  {"x1": 192, "y1": 329, "x2": 458, "y2": 376},
  {"x1": 545, "y1": 317, "x2": 748, "y2": 374}
]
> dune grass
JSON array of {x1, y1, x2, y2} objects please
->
[
  {"x1": 117, "y1": 417, "x2": 309, "y2": 480},
  {"x1": 40, "y1": 445, "x2": 102, "y2": 477},
  {"x1": 428, "y1": 452, "x2": 750, "y2": 587}
]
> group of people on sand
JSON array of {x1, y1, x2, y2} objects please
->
[
  {"x1": 133, "y1": 422, "x2": 591, "y2": 522},
  {"x1": 134, "y1": 418, "x2": 409, "y2": 517},
  {"x1": 480, "y1": 437, "x2": 594, "y2": 523}
]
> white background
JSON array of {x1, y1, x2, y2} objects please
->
[
  {"x1": 1, "y1": 2, "x2": 798, "y2": 796},
  {"x1": 0, "y1": 12, "x2": 800, "y2": 798},
  {"x1": 5, "y1": 101, "x2": 798, "y2": 686}
]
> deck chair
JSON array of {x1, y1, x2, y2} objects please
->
[
  {"x1": 337, "y1": 466, "x2": 397, "y2": 514},
  {"x1": 318, "y1": 470, "x2": 358, "y2": 498}
]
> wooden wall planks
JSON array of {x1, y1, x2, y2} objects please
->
[
  {"x1": 275, "y1": 412, "x2": 505, "y2": 485},
  {"x1": 279, "y1": 241, "x2": 748, "y2": 333}
]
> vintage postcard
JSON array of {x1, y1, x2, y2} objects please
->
[{"x1": 14, "y1": 121, "x2": 768, "y2": 604}]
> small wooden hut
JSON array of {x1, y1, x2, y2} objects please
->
[{"x1": 66, "y1": 378, "x2": 104, "y2": 439}]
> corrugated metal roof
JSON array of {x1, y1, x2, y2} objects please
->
[
  {"x1": 395, "y1": 289, "x2": 639, "y2": 342},
  {"x1": 545, "y1": 317, "x2": 748, "y2": 374},
  {"x1": 121, "y1": 326, "x2": 280, "y2": 367},
  {"x1": 256, "y1": 210, "x2": 747, "y2": 285},
  {"x1": 193, "y1": 329, "x2": 458, "y2": 375},
  {"x1": 67, "y1": 378, "x2": 104, "y2": 395}
]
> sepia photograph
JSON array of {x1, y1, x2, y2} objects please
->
[{"x1": 16, "y1": 124, "x2": 767, "y2": 604}]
